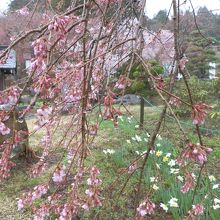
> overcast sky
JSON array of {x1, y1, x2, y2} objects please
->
[
  {"x1": 146, "y1": 0, "x2": 220, "y2": 18},
  {"x1": 0, "y1": 0, "x2": 220, "y2": 17}
]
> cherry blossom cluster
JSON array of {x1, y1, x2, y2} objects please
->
[
  {"x1": 103, "y1": 90, "x2": 122, "y2": 127},
  {"x1": 177, "y1": 143, "x2": 212, "y2": 165},
  {"x1": 179, "y1": 56, "x2": 189, "y2": 71},
  {"x1": 153, "y1": 76, "x2": 164, "y2": 90},
  {"x1": 33, "y1": 204, "x2": 50, "y2": 220},
  {"x1": 17, "y1": 184, "x2": 49, "y2": 211},
  {"x1": 181, "y1": 172, "x2": 195, "y2": 193},
  {"x1": 128, "y1": 162, "x2": 137, "y2": 174},
  {"x1": 115, "y1": 75, "x2": 131, "y2": 90},
  {"x1": 48, "y1": 16, "x2": 71, "y2": 38},
  {"x1": 0, "y1": 110, "x2": 10, "y2": 135},
  {"x1": 169, "y1": 96, "x2": 181, "y2": 107},
  {"x1": 0, "y1": 141, "x2": 16, "y2": 179},
  {"x1": 52, "y1": 166, "x2": 66, "y2": 183},
  {"x1": 35, "y1": 106, "x2": 52, "y2": 129},
  {"x1": 192, "y1": 102, "x2": 211, "y2": 125},
  {"x1": 185, "y1": 204, "x2": 204, "y2": 220},
  {"x1": 64, "y1": 88, "x2": 82, "y2": 105},
  {"x1": 31, "y1": 38, "x2": 48, "y2": 72},
  {"x1": 82, "y1": 166, "x2": 102, "y2": 210},
  {"x1": 31, "y1": 130, "x2": 51, "y2": 177},
  {"x1": 136, "y1": 198, "x2": 156, "y2": 217},
  {"x1": 33, "y1": 75, "x2": 54, "y2": 98},
  {"x1": 96, "y1": 0, "x2": 119, "y2": 5},
  {"x1": 16, "y1": 7, "x2": 30, "y2": 16},
  {"x1": 0, "y1": 86, "x2": 21, "y2": 105},
  {"x1": 0, "y1": 121, "x2": 10, "y2": 135},
  {"x1": 31, "y1": 159, "x2": 47, "y2": 178}
]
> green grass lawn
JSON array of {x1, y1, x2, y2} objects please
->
[{"x1": 0, "y1": 105, "x2": 220, "y2": 219}]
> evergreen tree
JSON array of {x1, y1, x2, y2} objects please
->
[{"x1": 186, "y1": 30, "x2": 218, "y2": 78}]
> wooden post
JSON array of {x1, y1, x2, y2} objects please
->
[
  {"x1": 0, "y1": 70, "x2": 5, "y2": 91},
  {"x1": 140, "y1": 96, "x2": 144, "y2": 129}
]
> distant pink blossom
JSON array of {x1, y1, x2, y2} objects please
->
[
  {"x1": 17, "y1": 7, "x2": 29, "y2": 16},
  {"x1": 179, "y1": 56, "x2": 188, "y2": 71},
  {"x1": 154, "y1": 76, "x2": 164, "y2": 90}
]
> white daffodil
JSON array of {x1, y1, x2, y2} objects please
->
[
  {"x1": 168, "y1": 197, "x2": 179, "y2": 208},
  {"x1": 146, "y1": 133, "x2": 150, "y2": 137},
  {"x1": 157, "y1": 134, "x2": 162, "y2": 140},
  {"x1": 177, "y1": 175, "x2": 184, "y2": 182},
  {"x1": 208, "y1": 175, "x2": 216, "y2": 182},
  {"x1": 213, "y1": 204, "x2": 220, "y2": 210},
  {"x1": 170, "y1": 168, "x2": 179, "y2": 174},
  {"x1": 149, "y1": 150, "x2": 155, "y2": 154},
  {"x1": 166, "y1": 153, "x2": 172, "y2": 157},
  {"x1": 160, "y1": 203, "x2": 168, "y2": 212},
  {"x1": 132, "y1": 137, "x2": 136, "y2": 141},
  {"x1": 103, "y1": 149, "x2": 115, "y2": 154},
  {"x1": 135, "y1": 151, "x2": 140, "y2": 155},
  {"x1": 214, "y1": 198, "x2": 220, "y2": 204},
  {"x1": 213, "y1": 184, "x2": 219, "y2": 189},
  {"x1": 168, "y1": 159, "x2": 176, "y2": 167},
  {"x1": 156, "y1": 163, "x2": 161, "y2": 169},
  {"x1": 156, "y1": 143, "x2": 161, "y2": 147},
  {"x1": 152, "y1": 184, "x2": 159, "y2": 191},
  {"x1": 156, "y1": 163, "x2": 160, "y2": 169},
  {"x1": 135, "y1": 135, "x2": 142, "y2": 142},
  {"x1": 135, "y1": 125, "x2": 139, "y2": 128},
  {"x1": 108, "y1": 149, "x2": 115, "y2": 154},
  {"x1": 126, "y1": 140, "x2": 131, "y2": 144},
  {"x1": 118, "y1": 116, "x2": 123, "y2": 121},
  {"x1": 150, "y1": 177, "x2": 156, "y2": 182},
  {"x1": 103, "y1": 150, "x2": 107, "y2": 154},
  {"x1": 142, "y1": 150, "x2": 147, "y2": 155}
]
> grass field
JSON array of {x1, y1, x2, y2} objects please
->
[{"x1": 0, "y1": 105, "x2": 220, "y2": 219}]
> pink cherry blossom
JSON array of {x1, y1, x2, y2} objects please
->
[
  {"x1": 178, "y1": 143, "x2": 212, "y2": 165},
  {"x1": 17, "y1": 184, "x2": 49, "y2": 210},
  {"x1": 185, "y1": 204, "x2": 204, "y2": 220},
  {"x1": 115, "y1": 75, "x2": 131, "y2": 90},
  {"x1": 0, "y1": 122, "x2": 10, "y2": 135},
  {"x1": 52, "y1": 166, "x2": 66, "y2": 183},
  {"x1": 179, "y1": 56, "x2": 188, "y2": 71},
  {"x1": 169, "y1": 96, "x2": 181, "y2": 107},
  {"x1": 17, "y1": 7, "x2": 30, "y2": 16},
  {"x1": 192, "y1": 102, "x2": 211, "y2": 125},
  {"x1": 181, "y1": 172, "x2": 195, "y2": 193},
  {"x1": 137, "y1": 198, "x2": 156, "y2": 216}
]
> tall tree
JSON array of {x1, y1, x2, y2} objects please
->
[{"x1": 186, "y1": 30, "x2": 218, "y2": 78}]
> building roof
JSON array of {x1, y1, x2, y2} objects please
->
[{"x1": 0, "y1": 46, "x2": 16, "y2": 70}]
